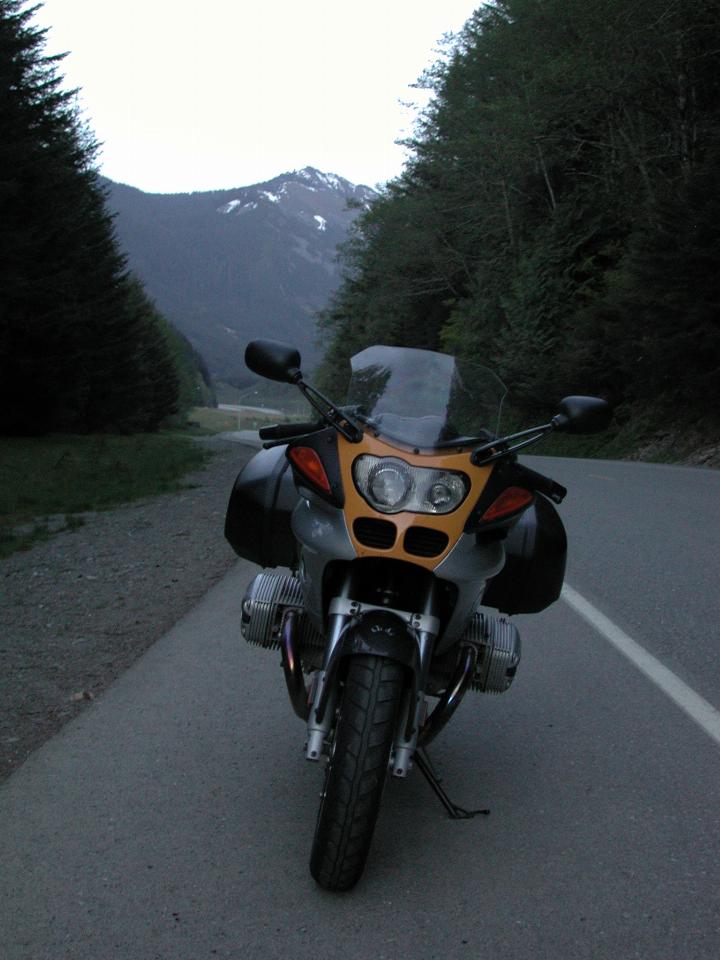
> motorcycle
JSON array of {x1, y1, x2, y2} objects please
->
[{"x1": 225, "y1": 340, "x2": 610, "y2": 891}]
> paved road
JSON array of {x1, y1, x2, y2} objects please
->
[
  {"x1": 526, "y1": 455, "x2": 720, "y2": 701},
  {"x1": 1, "y1": 457, "x2": 719, "y2": 959}
]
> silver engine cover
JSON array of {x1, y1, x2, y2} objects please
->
[
  {"x1": 241, "y1": 572, "x2": 323, "y2": 652},
  {"x1": 461, "y1": 612, "x2": 521, "y2": 694},
  {"x1": 242, "y1": 574, "x2": 519, "y2": 694}
]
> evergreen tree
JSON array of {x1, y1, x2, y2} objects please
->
[
  {"x1": 0, "y1": 1, "x2": 181, "y2": 433},
  {"x1": 318, "y1": 0, "x2": 720, "y2": 423},
  {"x1": 592, "y1": 156, "x2": 720, "y2": 414}
]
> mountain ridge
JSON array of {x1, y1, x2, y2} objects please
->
[{"x1": 104, "y1": 167, "x2": 377, "y2": 385}]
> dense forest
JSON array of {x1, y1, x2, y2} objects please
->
[
  {"x1": 318, "y1": 0, "x2": 720, "y2": 432},
  {"x1": 0, "y1": 0, "x2": 210, "y2": 435}
]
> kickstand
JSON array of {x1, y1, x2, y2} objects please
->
[
  {"x1": 416, "y1": 746, "x2": 443, "y2": 783},
  {"x1": 414, "y1": 749, "x2": 490, "y2": 820}
]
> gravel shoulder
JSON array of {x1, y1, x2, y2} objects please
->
[{"x1": 0, "y1": 438, "x2": 255, "y2": 782}]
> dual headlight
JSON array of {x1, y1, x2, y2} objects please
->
[{"x1": 353, "y1": 455, "x2": 469, "y2": 515}]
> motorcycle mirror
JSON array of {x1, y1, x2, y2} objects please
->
[
  {"x1": 245, "y1": 339, "x2": 303, "y2": 383},
  {"x1": 552, "y1": 396, "x2": 612, "y2": 434}
]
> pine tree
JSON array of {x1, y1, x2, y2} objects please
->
[
  {"x1": 318, "y1": 0, "x2": 720, "y2": 424},
  {"x1": 595, "y1": 157, "x2": 720, "y2": 415},
  {"x1": 0, "y1": 0, "x2": 181, "y2": 433}
]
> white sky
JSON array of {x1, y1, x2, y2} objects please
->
[{"x1": 32, "y1": 1, "x2": 482, "y2": 194}]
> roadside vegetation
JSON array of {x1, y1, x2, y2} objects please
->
[
  {"x1": 0, "y1": 433, "x2": 213, "y2": 558},
  {"x1": 317, "y1": 0, "x2": 720, "y2": 454},
  {"x1": 184, "y1": 407, "x2": 240, "y2": 435},
  {"x1": 507, "y1": 407, "x2": 719, "y2": 465},
  {"x1": 0, "y1": 2, "x2": 225, "y2": 558},
  {"x1": 0, "y1": 1, "x2": 213, "y2": 436},
  {"x1": 216, "y1": 379, "x2": 313, "y2": 418},
  {"x1": 489, "y1": 392, "x2": 720, "y2": 462},
  {"x1": 186, "y1": 405, "x2": 289, "y2": 433}
]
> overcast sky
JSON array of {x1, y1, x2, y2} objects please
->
[{"x1": 32, "y1": 1, "x2": 482, "y2": 194}]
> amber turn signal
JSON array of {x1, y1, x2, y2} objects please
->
[
  {"x1": 288, "y1": 446, "x2": 332, "y2": 494},
  {"x1": 480, "y1": 486, "x2": 534, "y2": 523}
]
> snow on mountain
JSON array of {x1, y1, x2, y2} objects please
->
[
  {"x1": 216, "y1": 166, "x2": 376, "y2": 220},
  {"x1": 105, "y1": 168, "x2": 378, "y2": 383}
]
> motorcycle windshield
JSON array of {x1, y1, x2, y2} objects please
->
[{"x1": 346, "y1": 345, "x2": 507, "y2": 449}]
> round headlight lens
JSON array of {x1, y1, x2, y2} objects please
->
[
  {"x1": 429, "y1": 481, "x2": 453, "y2": 508},
  {"x1": 368, "y1": 461, "x2": 412, "y2": 509},
  {"x1": 428, "y1": 475, "x2": 466, "y2": 509}
]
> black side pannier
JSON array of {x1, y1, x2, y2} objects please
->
[
  {"x1": 224, "y1": 445, "x2": 299, "y2": 568},
  {"x1": 481, "y1": 494, "x2": 567, "y2": 615}
]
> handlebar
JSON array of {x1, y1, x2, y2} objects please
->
[
  {"x1": 258, "y1": 421, "x2": 322, "y2": 442},
  {"x1": 257, "y1": 423, "x2": 565, "y2": 503},
  {"x1": 513, "y1": 463, "x2": 567, "y2": 504}
]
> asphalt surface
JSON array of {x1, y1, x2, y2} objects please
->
[
  {"x1": 527, "y1": 455, "x2": 720, "y2": 701},
  {"x1": 1, "y1": 456, "x2": 719, "y2": 959}
]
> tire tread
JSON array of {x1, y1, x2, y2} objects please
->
[{"x1": 310, "y1": 655, "x2": 404, "y2": 891}]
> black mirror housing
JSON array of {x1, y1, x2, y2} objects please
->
[
  {"x1": 245, "y1": 339, "x2": 302, "y2": 383},
  {"x1": 553, "y1": 396, "x2": 612, "y2": 434}
]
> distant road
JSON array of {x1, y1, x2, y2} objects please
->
[
  {"x1": 1, "y1": 455, "x2": 719, "y2": 959},
  {"x1": 218, "y1": 403, "x2": 283, "y2": 416}
]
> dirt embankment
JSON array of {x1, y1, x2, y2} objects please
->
[{"x1": 0, "y1": 440, "x2": 254, "y2": 782}]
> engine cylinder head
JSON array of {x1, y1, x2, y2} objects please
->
[
  {"x1": 241, "y1": 572, "x2": 323, "y2": 653},
  {"x1": 460, "y1": 612, "x2": 521, "y2": 694}
]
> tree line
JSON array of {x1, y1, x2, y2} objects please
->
[
  {"x1": 318, "y1": 0, "x2": 720, "y2": 429},
  {"x1": 0, "y1": 0, "x2": 209, "y2": 435}
]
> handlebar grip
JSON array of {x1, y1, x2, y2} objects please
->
[
  {"x1": 258, "y1": 421, "x2": 321, "y2": 441},
  {"x1": 515, "y1": 464, "x2": 567, "y2": 504}
]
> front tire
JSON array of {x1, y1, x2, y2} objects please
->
[{"x1": 310, "y1": 655, "x2": 404, "y2": 891}]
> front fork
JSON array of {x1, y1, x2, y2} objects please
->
[
  {"x1": 387, "y1": 629, "x2": 435, "y2": 777},
  {"x1": 304, "y1": 581, "x2": 440, "y2": 777},
  {"x1": 304, "y1": 611, "x2": 348, "y2": 761}
]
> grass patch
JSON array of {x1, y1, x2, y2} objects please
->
[
  {"x1": 183, "y1": 404, "x2": 312, "y2": 434},
  {"x1": 0, "y1": 514, "x2": 87, "y2": 558},
  {"x1": 1, "y1": 520, "x2": 53, "y2": 557},
  {"x1": 184, "y1": 407, "x2": 240, "y2": 434},
  {"x1": 216, "y1": 380, "x2": 314, "y2": 417},
  {"x1": 183, "y1": 405, "x2": 300, "y2": 434},
  {"x1": 234, "y1": 410, "x2": 292, "y2": 430},
  {"x1": 0, "y1": 433, "x2": 211, "y2": 557}
]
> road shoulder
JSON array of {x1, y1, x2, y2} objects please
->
[{"x1": 0, "y1": 439, "x2": 255, "y2": 781}]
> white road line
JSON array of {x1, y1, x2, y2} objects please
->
[{"x1": 562, "y1": 583, "x2": 720, "y2": 747}]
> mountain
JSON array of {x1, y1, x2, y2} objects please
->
[{"x1": 103, "y1": 167, "x2": 377, "y2": 385}]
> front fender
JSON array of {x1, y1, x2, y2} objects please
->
[
  {"x1": 334, "y1": 610, "x2": 420, "y2": 671},
  {"x1": 315, "y1": 610, "x2": 421, "y2": 724}
]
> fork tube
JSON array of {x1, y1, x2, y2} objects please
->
[
  {"x1": 305, "y1": 572, "x2": 352, "y2": 761},
  {"x1": 393, "y1": 582, "x2": 439, "y2": 776}
]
